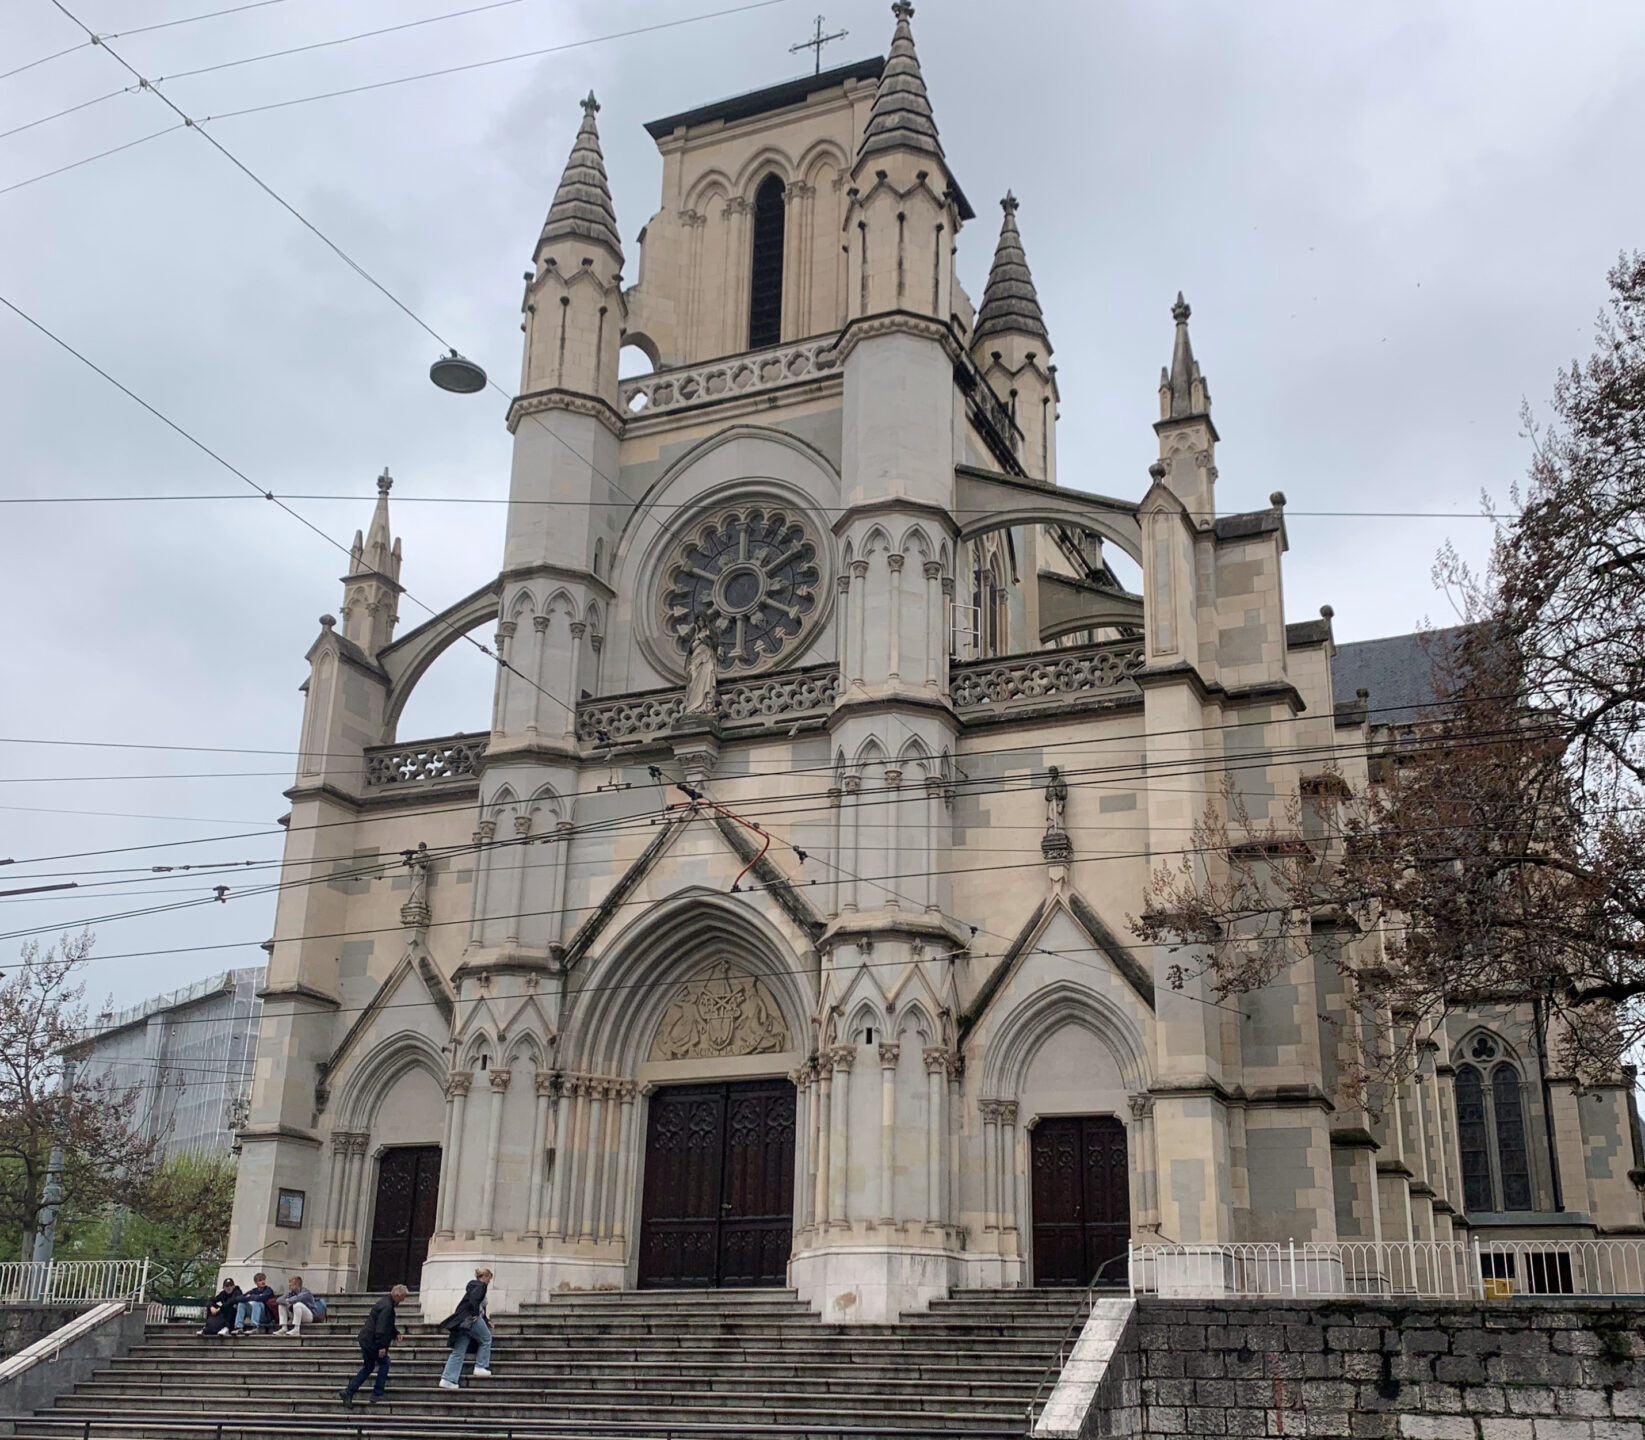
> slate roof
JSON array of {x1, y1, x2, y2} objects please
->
[
  {"x1": 1331, "y1": 626, "x2": 1470, "y2": 728},
  {"x1": 540, "y1": 93, "x2": 622, "y2": 259},
  {"x1": 974, "y1": 193, "x2": 1049, "y2": 348},
  {"x1": 643, "y1": 57, "x2": 885, "y2": 139}
]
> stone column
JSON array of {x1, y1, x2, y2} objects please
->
[
  {"x1": 528, "y1": 613, "x2": 550, "y2": 732},
  {"x1": 611, "y1": 1082, "x2": 637, "y2": 1245},
  {"x1": 579, "y1": 1081, "x2": 606, "y2": 1243},
  {"x1": 924, "y1": 1048, "x2": 948, "y2": 1226},
  {"x1": 504, "y1": 814, "x2": 531, "y2": 945},
  {"x1": 836, "y1": 573, "x2": 853, "y2": 692},
  {"x1": 525, "y1": 1070, "x2": 555, "y2": 1238},
  {"x1": 437, "y1": 1072, "x2": 472, "y2": 1236},
  {"x1": 467, "y1": 821, "x2": 496, "y2": 946},
  {"x1": 340, "y1": 1133, "x2": 368, "y2": 1250},
  {"x1": 589, "y1": 631, "x2": 605, "y2": 696},
  {"x1": 883, "y1": 770, "x2": 901, "y2": 911},
  {"x1": 998, "y1": 1101, "x2": 1020, "y2": 1240},
  {"x1": 947, "y1": 1057, "x2": 964, "y2": 1232},
  {"x1": 547, "y1": 1076, "x2": 573, "y2": 1240},
  {"x1": 878, "y1": 1043, "x2": 900, "y2": 1224},
  {"x1": 813, "y1": 1058, "x2": 833, "y2": 1228},
  {"x1": 791, "y1": 1065, "x2": 812, "y2": 1231},
  {"x1": 1128, "y1": 1094, "x2": 1158, "y2": 1231},
  {"x1": 323, "y1": 1132, "x2": 350, "y2": 1244},
  {"x1": 886, "y1": 553, "x2": 904, "y2": 680},
  {"x1": 850, "y1": 559, "x2": 869, "y2": 686},
  {"x1": 827, "y1": 1045, "x2": 854, "y2": 1226},
  {"x1": 982, "y1": 1100, "x2": 1000, "y2": 1232},
  {"x1": 478, "y1": 1068, "x2": 511, "y2": 1238},
  {"x1": 563, "y1": 620, "x2": 586, "y2": 740},
  {"x1": 841, "y1": 776, "x2": 862, "y2": 912},
  {"x1": 939, "y1": 576, "x2": 955, "y2": 691},
  {"x1": 922, "y1": 561, "x2": 942, "y2": 688},
  {"x1": 494, "y1": 619, "x2": 517, "y2": 727}
]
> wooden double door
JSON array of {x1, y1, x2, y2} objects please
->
[
  {"x1": 637, "y1": 1079, "x2": 795, "y2": 1289},
  {"x1": 1030, "y1": 1115, "x2": 1130, "y2": 1288},
  {"x1": 366, "y1": 1145, "x2": 441, "y2": 1291}
]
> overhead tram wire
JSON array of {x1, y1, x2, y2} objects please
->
[
  {"x1": 2, "y1": 0, "x2": 301, "y2": 82},
  {"x1": 0, "y1": 720, "x2": 1588, "y2": 943},
  {"x1": 0, "y1": 1, "x2": 792, "y2": 197}
]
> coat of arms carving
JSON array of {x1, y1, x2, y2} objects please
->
[{"x1": 650, "y1": 960, "x2": 790, "y2": 1060}]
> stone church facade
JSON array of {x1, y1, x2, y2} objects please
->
[{"x1": 225, "y1": 4, "x2": 1645, "y2": 1320}]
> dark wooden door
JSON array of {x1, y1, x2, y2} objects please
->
[
  {"x1": 367, "y1": 1145, "x2": 440, "y2": 1291},
  {"x1": 637, "y1": 1079, "x2": 795, "y2": 1289},
  {"x1": 1030, "y1": 1115, "x2": 1129, "y2": 1288}
]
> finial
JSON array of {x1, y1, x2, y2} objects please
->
[
  {"x1": 377, "y1": 467, "x2": 393, "y2": 496},
  {"x1": 1269, "y1": 491, "x2": 1286, "y2": 508},
  {"x1": 319, "y1": 614, "x2": 336, "y2": 629},
  {"x1": 1000, "y1": 191, "x2": 1018, "y2": 215},
  {"x1": 1148, "y1": 461, "x2": 1167, "y2": 482},
  {"x1": 1319, "y1": 604, "x2": 1334, "y2": 620},
  {"x1": 892, "y1": 0, "x2": 914, "y2": 19},
  {"x1": 1172, "y1": 292, "x2": 1191, "y2": 324},
  {"x1": 581, "y1": 91, "x2": 599, "y2": 116}
]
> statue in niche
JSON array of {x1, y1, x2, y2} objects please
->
[
  {"x1": 1042, "y1": 765, "x2": 1072, "y2": 861},
  {"x1": 651, "y1": 960, "x2": 789, "y2": 1060},
  {"x1": 682, "y1": 609, "x2": 719, "y2": 716}
]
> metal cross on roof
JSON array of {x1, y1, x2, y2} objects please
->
[{"x1": 790, "y1": 14, "x2": 847, "y2": 75}]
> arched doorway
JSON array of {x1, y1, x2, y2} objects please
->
[{"x1": 1029, "y1": 1115, "x2": 1129, "y2": 1288}]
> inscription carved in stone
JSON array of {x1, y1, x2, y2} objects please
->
[{"x1": 650, "y1": 960, "x2": 790, "y2": 1060}]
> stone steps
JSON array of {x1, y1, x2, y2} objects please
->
[{"x1": 25, "y1": 1288, "x2": 1078, "y2": 1440}]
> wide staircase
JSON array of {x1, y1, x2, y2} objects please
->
[{"x1": 11, "y1": 1288, "x2": 1089, "y2": 1439}]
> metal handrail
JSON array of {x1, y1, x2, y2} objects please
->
[{"x1": 1022, "y1": 1248, "x2": 1132, "y2": 1430}]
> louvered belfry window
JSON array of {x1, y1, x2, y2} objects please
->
[{"x1": 748, "y1": 175, "x2": 785, "y2": 350}]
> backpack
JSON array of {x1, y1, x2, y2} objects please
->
[{"x1": 311, "y1": 1297, "x2": 328, "y2": 1319}]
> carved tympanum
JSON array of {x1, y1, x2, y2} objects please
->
[{"x1": 650, "y1": 960, "x2": 790, "y2": 1060}]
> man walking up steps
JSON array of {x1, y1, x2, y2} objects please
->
[{"x1": 340, "y1": 1285, "x2": 407, "y2": 1406}]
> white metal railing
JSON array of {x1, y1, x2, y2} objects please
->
[
  {"x1": 1129, "y1": 1239, "x2": 1645, "y2": 1301},
  {"x1": 0, "y1": 1259, "x2": 149, "y2": 1306}
]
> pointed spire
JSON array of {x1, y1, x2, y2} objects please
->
[
  {"x1": 857, "y1": 2, "x2": 944, "y2": 165},
  {"x1": 974, "y1": 192, "x2": 1049, "y2": 349},
  {"x1": 539, "y1": 91, "x2": 622, "y2": 260},
  {"x1": 1160, "y1": 292, "x2": 1211, "y2": 421},
  {"x1": 350, "y1": 468, "x2": 402, "y2": 585}
]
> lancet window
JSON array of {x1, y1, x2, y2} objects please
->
[
  {"x1": 748, "y1": 174, "x2": 785, "y2": 350},
  {"x1": 1455, "y1": 1038, "x2": 1534, "y2": 1214}
]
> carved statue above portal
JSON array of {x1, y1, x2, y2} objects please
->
[
  {"x1": 650, "y1": 959, "x2": 790, "y2": 1060},
  {"x1": 682, "y1": 609, "x2": 719, "y2": 715}
]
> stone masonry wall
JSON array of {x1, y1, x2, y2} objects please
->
[
  {"x1": 0, "y1": 1307, "x2": 82, "y2": 1361},
  {"x1": 1134, "y1": 1298, "x2": 1645, "y2": 1440}
]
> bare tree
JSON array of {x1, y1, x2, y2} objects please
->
[
  {"x1": 0, "y1": 933, "x2": 158, "y2": 1259},
  {"x1": 1133, "y1": 254, "x2": 1645, "y2": 1085}
]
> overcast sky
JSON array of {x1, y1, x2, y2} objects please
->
[{"x1": 2, "y1": 0, "x2": 1642, "y2": 1018}]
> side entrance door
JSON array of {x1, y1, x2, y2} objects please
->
[
  {"x1": 1030, "y1": 1114, "x2": 1129, "y2": 1288},
  {"x1": 367, "y1": 1145, "x2": 441, "y2": 1292},
  {"x1": 637, "y1": 1079, "x2": 795, "y2": 1289}
]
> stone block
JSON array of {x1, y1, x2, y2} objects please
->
[
  {"x1": 1242, "y1": 1325, "x2": 1288, "y2": 1352},
  {"x1": 1531, "y1": 1420, "x2": 1594, "y2": 1440},
  {"x1": 1498, "y1": 1333, "x2": 1554, "y2": 1358},
  {"x1": 1405, "y1": 1330, "x2": 1454, "y2": 1355},
  {"x1": 1330, "y1": 1326, "x2": 1385, "y2": 1352},
  {"x1": 1611, "y1": 1388, "x2": 1645, "y2": 1419},
  {"x1": 1352, "y1": 1416, "x2": 1399, "y2": 1440},
  {"x1": 1455, "y1": 1331, "x2": 1508, "y2": 1357},
  {"x1": 1307, "y1": 1412, "x2": 1356, "y2": 1437},
  {"x1": 1172, "y1": 1325, "x2": 1211, "y2": 1350},
  {"x1": 1477, "y1": 1421, "x2": 1535, "y2": 1440},
  {"x1": 1394, "y1": 1354, "x2": 1436, "y2": 1383},
  {"x1": 1186, "y1": 1405, "x2": 1228, "y2": 1435},
  {"x1": 1589, "y1": 1425, "x2": 1644, "y2": 1440},
  {"x1": 1554, "y1": 1391, "x2": 1612, "y2": 1420},
  {"x1": 1552, "y1": 1332, "x2": 1605, "y2": 1357},
  {"x1": 1343, "y1": 1353, "x2": 1387, "y2": 1381},
  {"x1": 1436, "y1": 1356, "x2": 1490, "y2": 1385},
  {"x1": 1302, "y1": 1381, "x2": 1358, "y2": 1411},
  {"x1": 1187, "y1": 1351, "x2": 1230, "y2": 1379},
  {"x1": 1150, "y1": 1405, "x2": 1187, "y2": 1434},
  {"x1": 1305, "y1": 1353, "x2": 1343, "y2": 1378},
  {"x1": 1397, "y1": 1416, "x2": 1476, "y2": 1440},
  {"x1": 1287, "y1": 1325, "x2": 1327, "y2": 1353},
  {"x1": 1420, "y1": 1381, "x2": 1467, "y2": 1414},
  {"x1": 1153, "y1": 1377, "x2": 1194, "y2": 1407},
  {"x1": 1195, "y1": 1379, "x2": 1237, "y2": 1407},
  {"x1": 1504, "y1": 1385, "x2": 1558, "y2": 1415},
  {"x1": 1224, "y1": 1407, "x2": 1269, "y2": 1437},
  {"x1": 1463, "y1": 1386, "x2": 1509, "y2": 1413}
]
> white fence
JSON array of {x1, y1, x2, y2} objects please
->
[
  {"x1": 1130, "y1": 1239, "x2": 1645, "y2": 1301},
  {"x1": 0, "y1": 1259, "x2": 149, "y2": 1306}
]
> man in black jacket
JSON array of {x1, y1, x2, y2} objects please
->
[
  {"x1": 198, "y1": 1279, "x2": 242, "y2": 1338},
  {"x1": 339, "y1": 1284, "x2": 408, "y2": 1405}
]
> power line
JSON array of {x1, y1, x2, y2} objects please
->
[{"x1": 0, "y1": 123, "x2": 185, "y2": 198}]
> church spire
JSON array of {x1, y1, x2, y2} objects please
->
[
  {"x1": 857, "y1": 2, "x2": 944, "y2": 165},
  {"x1": 341, "y1": 468, "x2": 402, "y2": 655},
  {"x1": 974, "y1": 192, "x2": 1049, "y2": 349},
  {"x1": 1159, "y1": 292, "x2": 1211, "y2": 421},
  {"x1": 538, "y1": 91, "x2": 622, "y2": 261}
]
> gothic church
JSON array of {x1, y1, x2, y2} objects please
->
[{"x1": 226, "y1": 4, "x2": 1645, "y2": 1320}]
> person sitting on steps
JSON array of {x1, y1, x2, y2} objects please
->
[
  {"x1": 437, "y1": 1267, "x2": 494, "y2": 1391},
  {"x1": 232, "y1": 1273, "x2": 276, "y2": 1335},
  {"x1": 275, "y1": 1275, "x2": 322, "y2": 1335},
  {"x1": 198, "y1": 1277, "x2": 242, "y2": 1337}
]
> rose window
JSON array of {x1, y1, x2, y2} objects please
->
[{"x1": 659, "y1": 506, "x2": 822, "y2": 672}]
